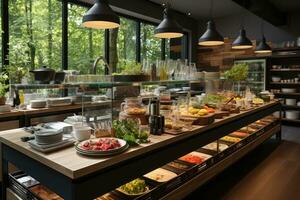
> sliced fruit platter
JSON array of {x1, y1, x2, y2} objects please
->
[{"x1": 75, "y1": 137, "x2": 129, "y2": 156}]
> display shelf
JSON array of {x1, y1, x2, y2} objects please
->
[
  {"x1": 282, "y1": 118, "x2": 300, "y2": 123},
  {"x1": 270, "y1": 82, "x2": 300, "y2": 85},
  {"x1": 272, "y1": 47, "x2": 300, "y2": 52},
  {"x1": 11, "y1": 79, "x2": 208, "y2": 91},
  {"x1": 160, "y1": 124, "x2": 280, "y2": 200},
  {"x1": 282, "y1": 105, "x2": 300, "y2": 110},
  {"x1": 0, "y1": 102, "x2": 281, "y2": 200},
  {"x1": 270, "y1": 69, "x2": 300, "y2": 72},
  {"x1": 274, "y1": 93, "x2": 300, "y2": 97}
]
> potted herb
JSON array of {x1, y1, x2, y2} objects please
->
[
  {"x1": 112, "y1": 61, "x2": 150, "y2": 82},
  {"x1": 223, "y1": 63, "x2": 249, "y2": 94},
  {"x1": 0, "y1": 73, "x2": 9, "y2": 105},
  {"x1": 5, "y1": 65, "x2": 29, "y2": 84}
]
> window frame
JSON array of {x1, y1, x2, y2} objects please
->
[{"x1": 1, "y1": 0, "x2": 190, "y2": 71}]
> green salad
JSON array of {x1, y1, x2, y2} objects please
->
[
  {"x1": 118, "y1": 178, "x2": 148, "y2": 195},
  {"x1": 112, "y1": 119, "x2": 149, "y2": 146}
]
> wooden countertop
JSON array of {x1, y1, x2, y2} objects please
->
[{"x1": 0, "y1": 101, "x2": 280, "y2": 180}]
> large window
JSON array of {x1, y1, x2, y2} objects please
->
[
  {"x1": 141, "y1": 23, "x2": 161, "y2": 62},
  {"x1": 8, "y1": 0, "x2": 62, "y2": 70},
  {"x1": 109, "y1": 17, "x2": 137, "y2": 72},
  {"x1": 1, "y1": 1, "x2": 189, "y2": 73},
  {"x1": 68, "y1": 4, "x2": 105, "y2": 74}
]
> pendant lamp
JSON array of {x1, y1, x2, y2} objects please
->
[
  {"x1": 198, "y1": 0, "x2": 224, "y2": 46},
  {"x1": 154, "y1": 5, "x2": 183, "y2": 39},
  {"x1": 82, "y1": 0, "x2": 120, "y2": 29},
  {"x1": 232, "y1": 28, "x2": 253, "y2": 49},
  {"x1": 232, "y1": 0, "x2": 252, "y2": 49},
  {"x1": 255, "y1": 22, "x2": 272, "y2": 53}
]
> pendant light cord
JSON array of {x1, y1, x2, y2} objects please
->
[
  {"x1": 240, "y1": 0, "x2": 246, "y2": 29},
  {"x1": 261, "y1": 21, "x2": 264, "y2": 36},
  {"x1": 210, "y1": 0, "x2": 214, "y2": 19}
]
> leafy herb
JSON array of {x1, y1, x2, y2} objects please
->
[
  {"x1": 113, "y1": 61, "x2": 144, "y2": 75},
  {"x1": 112, "y1": 119, "x2": 149, "y2": 146},
  {"x1": 202, "y1": 94, "x2": 226, "y2": 108},
  {"x1": 223, "y1": 63, "x2": 249, "y2": 82}
]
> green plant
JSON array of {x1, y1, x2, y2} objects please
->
[
  {"x1": 224, "y1": 63, "x2": 249, "y2": 82},
  {"x1": 0, "y1": 73, "x2": 9, "y2": 97},
  {"x1": 4, "y1": 65, "x2": 29, "y2": 83},
  {"x1": 113, "y1": 61, "x2": 143, "y2": 75}
]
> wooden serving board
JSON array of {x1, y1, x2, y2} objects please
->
[
  {"x1": 180, "y1": 114, "x2": 215, "y2": 126},
  {"x1": 214, "y1": 111, "x2": 230, "y2": 119},
  {"x1": 164, "y1": 128, "x2": 190, "y2": 135}
]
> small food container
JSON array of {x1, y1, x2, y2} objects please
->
[
  {"x1": 72, "y1": 124, "x2": 92, "y2": 141},
  {"x1": 121, "y1": 97, "x2": 146, "y2": 115}
]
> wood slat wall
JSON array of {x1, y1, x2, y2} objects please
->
[{"x1": 197, "y1": 39, "x2": 272, "y2": 71}]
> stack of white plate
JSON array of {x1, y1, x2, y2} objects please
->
[
  {"x1": 282, "y1": 88, "x2": 296, "y2": 93},
  {"x1": 285, "y1": 99, "x2": 297, "y2": 106},
  {"x1": 285, "y1": 111, "x2": 300, "y2": 120},
  {"x1": 0, "y1": 105, "x2": 11, "y2": 113},
  {"x1": 30, "y1": 100, "x2": 47, "y2": 108},
  {"x1": 47, "y1": 97, "x2": 72, "y2": 107}
]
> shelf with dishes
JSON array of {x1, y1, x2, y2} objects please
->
[{"x1": 6, "y1": 115, "x2": 280, "y2": 200}]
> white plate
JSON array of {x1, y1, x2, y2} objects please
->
[{"x1": 75, "y1": 137, "x2": 128, "y2": 156}]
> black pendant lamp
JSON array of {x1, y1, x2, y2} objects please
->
[
  {"x1": 154, "y1": 5, "x2": 183, "y2": 39},
  {"x1": 198, "y1": 0, "x2": 224, "y2": 46},
  {"x1": 232, "y1": 0, "x2": 253, "y2": 49},
  {"x1": 255, "y1": 22, "x2": 272, "y2": 54},
  {"x1": 232, "y1": 28, "x2": 253, "y2": 49},
  {"x1": 82, "y1": 0, "x2": 120, "y2": 29}
]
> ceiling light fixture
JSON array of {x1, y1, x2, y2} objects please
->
[
  {"x1": 232, "y1": 0, "x2": 253, "y2": 49},
  {"x1": 82, "y1": 0, "x2": 120, "y2": 29},
  {"x1": 198, "y1": 0, "x2": 224, "y2": 46},
  {"x1": 255, "y1": 22, "x2": 272, "y2": 54},
  {"x1": 154, "y1": 3, "x2": 184, "y2": 39}
]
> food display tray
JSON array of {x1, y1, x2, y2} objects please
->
[
  {"x1": 9, "y1": 171, "x2": 41, "y2": 200},
  {"x1": 111, "y1": 178, "x2": 159, "y2": 200}
]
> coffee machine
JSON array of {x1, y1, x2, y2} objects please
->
[{"x1": 148, "y1": 98, "x2": 164, "y2": 135}]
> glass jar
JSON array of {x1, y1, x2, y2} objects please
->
[{"x1": 121, "y1": 97, "x2": 146, "y2": 115}]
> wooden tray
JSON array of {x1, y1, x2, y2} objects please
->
[{"x1": 180, "y1": 114, "x2": 215, "y2": 126}]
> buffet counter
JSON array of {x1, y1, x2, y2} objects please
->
[{"x1": 0, "y1": 101, "x2": 281, "y2": 200}]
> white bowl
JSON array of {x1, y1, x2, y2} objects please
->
[
  {"x1": 285, "y1": 111, "x2": 300, "y2": 120},
  {"x1": 286, "y1": 99, "x2": 297, "y2": 106},
  {"x1": 72, "y1": 126, "x2": 92, "y2": 141},
  {"x1": 282, "y1": 88, "x2": 296, "y2": 93},
  {"x1": 272, "y1": 77, "x2": 281, "y2": 82}
]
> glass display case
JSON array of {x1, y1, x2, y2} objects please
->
[{"x1": 234, "y1": 58, "x2": 267, "y2": 95}]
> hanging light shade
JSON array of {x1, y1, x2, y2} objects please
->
[
  {"x1": 82, "y1": 0, "x2": 120, "y2": 29},
  {"x1": 255, "y1": 36, "x2": 272, "y2": 53},
  {"x1": 198, "y1": 20, "x2": 224, "y2": 46},
  {"x1": 154, "y1": 8, "x2": 183, "y2": 39},
  {"x1": 232, "y1": 28, "x2": 253, "y2": 49}
]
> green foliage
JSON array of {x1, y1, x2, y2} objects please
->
[
  {"x1": 113, "y1": 61, "x2": 143, "y2": 75},
  {"x1": 0, "y1": 73, "x2": 9, "y2": 97},
  {"x1": 4, "y1": 65, "x2": 29, "y2": 83},
  {"x1": 224, "y1": 63, "x2": 249, "y2": 82},
  {"x1": 112, "y1": 119, "x2": 149, "y2": 146}
]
